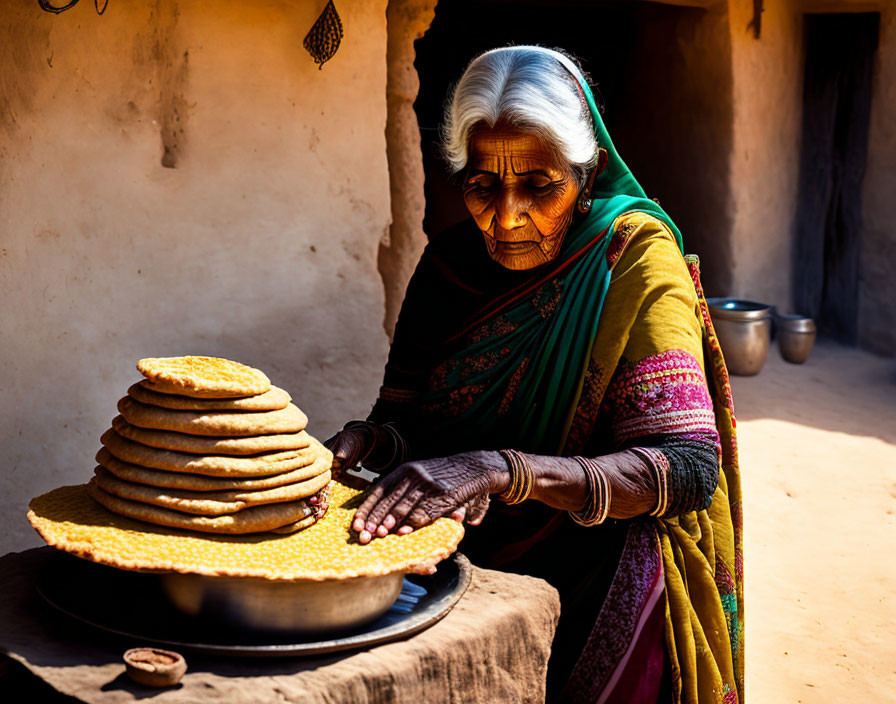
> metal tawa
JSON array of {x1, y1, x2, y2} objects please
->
[{"x1": 37, "y1": 550, "x2": 472, "y2": 657}]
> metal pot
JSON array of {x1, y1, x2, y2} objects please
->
[
  {"x1": 159, "y1": 570, "x2": 406, "y2": 635},
  {"x1": 707, "y1": 298, "x2": 773, "y2": 376},
  {"x1": 775, "y1": 313, "x2": 816, "y2": 364}
]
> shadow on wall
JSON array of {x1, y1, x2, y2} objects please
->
[{"x1": 413, "y1": 0, "x2": 735, "y2": 297}]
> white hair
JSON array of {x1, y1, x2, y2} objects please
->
[{"x1": 440, "y1": 46, "x2": 598, "y2": 185}]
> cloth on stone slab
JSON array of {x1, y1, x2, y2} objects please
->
[{"x1": 0, "y1": 548, "x2": 560, "y2": 704}]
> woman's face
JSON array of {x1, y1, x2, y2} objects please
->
[{"x1": 463, "y1": 125, "x2": 580, "y2": 270}]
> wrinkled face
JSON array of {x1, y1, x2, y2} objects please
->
[{"x1": 463, "y1": 125, "x2": 580, "y2": 270}]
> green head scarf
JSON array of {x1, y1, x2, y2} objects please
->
[{"x1": 504, "y1": 45, "x2": 683, "y2": 246}]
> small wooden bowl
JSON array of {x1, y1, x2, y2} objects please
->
[{"x1": 123, "y1": 647, "x2": 187, "y2": 687}]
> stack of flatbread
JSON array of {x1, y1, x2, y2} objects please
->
[{"x1": 87, "y1": 356, "x2": 333, "y2": 535}]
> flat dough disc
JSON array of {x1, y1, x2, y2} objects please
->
[
  {"x1": 29, "y1": 480, "x2": 465, "y2": 579},
  {"x1": 271, "y1": 484, "x2": 331, "y2": 534},
  {"x1": 118, "y1": 397, "x2": 307, "y2": 437},
  {"x1": 137, "y1": 356, "x2": 271, "y2": 398},
  {"x1": 93, "y1": 466, "x2": 332, "y2": 516},
  {"x1": 97, "y1": 447, "x2": 332, "y2": 492},
  {"x1": 85, "y1": 480, "x2": 316, "y2": 534},
  {"x1": 267, "y1": 513, "x2": 319, "y2": 534},
  {"x1": 100, "y1": 429, "x2": 326, "y2": 478},
  {"x1": 111, "y1": 416, "x2": 311, "y2": 456},
  {"x1": 129, "y1": 383, "x2": 291, "y2": 412}
]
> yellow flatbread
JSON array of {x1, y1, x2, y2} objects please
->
[
  {"x1": 85, "y1": 479, "x2": 314, "y2": 534},
  {"x1": 268, "y1": 513, "x2": 320, "y2": 534},
  {"x1": 29, "y1": 480, "x2": 465, "y2": 579},
  {"x1": 111, "y1": 416, "x2": 312, "y2": 456},
  {"x1": 129, "y1": 383, "x2": 291, "y2": 412},
  {"x1": 137, "y1": 356, "x2": 271, "y2": 398},
  {"x1": 93, "y1": 466, "x2": 332, "y2": 516},
  {"x1": 100, "y1": 429, "x2": 324, "y2": 478},
  {"x1": 96, "y1": 448, "x2": 331, "y2": 492},
  {"x1": 117, "y1": 397, "x2": 307, "y2": 437},
  {"x1": 271, "y1": 482, "x2": 331, "y2": 533}
]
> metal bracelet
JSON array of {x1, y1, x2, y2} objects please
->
[
  {"x1": 631, "y1": 447, "x2": 670, "y2": 518},
  {"x1": 569, "y1": 456, "x2": 611, "y2": 526},
  {"x1": 497, "y1": 449, "x2": 534, "y2": 505},
  {"x1": 343, "y1": 421, "x2": 408, "y2": 473},
  {"x1": 375, "y1": 423, "x2": 408, "y2": 472}
]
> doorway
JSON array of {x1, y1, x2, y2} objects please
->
[
  {"x1": 412, "y1": 0, "x2": 735, "y2": 295},
  {"x1": 793, "y1": 13, "x2": 879, "y2": 344}
]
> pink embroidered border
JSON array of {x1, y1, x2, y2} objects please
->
[{"x1": 605, "y1": 350, "x2": 719, "y2": 445}]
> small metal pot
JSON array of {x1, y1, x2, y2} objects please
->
[
  {"x1": 159, "y1": 571, "x2": 406, "y2": 635},
  {"x1": 775, "y1": 313, "x2": 816, "y2": 364},
  {"x1": 707, "y1": 298, "x2": 773, "y2": 376}
]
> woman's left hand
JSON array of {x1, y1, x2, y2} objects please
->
[{"x1": 352, "y1": 450, "x2": 507, "y2": 544}]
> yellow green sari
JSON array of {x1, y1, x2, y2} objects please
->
[
  {"x1": 372, "y1": 209, "x2": 743, "y2": 703},
  {"x1": 369, "y1": 52, "x2": 743, "y2": 702}
]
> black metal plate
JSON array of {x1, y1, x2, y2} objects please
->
[{"x1": 37, "y1": 552, "x2": 471, "y2": 657}]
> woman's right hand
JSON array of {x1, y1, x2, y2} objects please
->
[{"x1": 324, "y1": 425, "x2": 374, "y2": 472}]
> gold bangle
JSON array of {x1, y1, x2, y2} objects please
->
[
  {"x1": 569, "y1": 456, "x2": 611, "y2": 526},
  {"x1": 498, "y1": 449, "x2": 534, "y2": 504},
  {"x1": 632, "y1": 448, "x2": 670, "y2": 518},
  {"x1": 650, "y1": 452, "x2": 669, "y2": 518},
  {"x1": 656, "y1": 452, "x2": 670, "y2": 517}
]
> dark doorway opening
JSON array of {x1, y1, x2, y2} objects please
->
[
  {"x1": 413, "y1": 0, "x2": 734, "y2": 295},
  {"x1": 793, "y1": 13, "x2": 879, "y2": 345}
]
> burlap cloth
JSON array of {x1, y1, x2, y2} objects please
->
[{"x1": 0, "y1": 548, "x2": 560, "y2": 703}]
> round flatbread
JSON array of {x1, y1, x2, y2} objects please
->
[
  {"x1": 117, "y1": 397, "x2": 307, "y2": 437},
  {"x1": 85, "y1": 479, "x2": 314, "y2": 534},
  {"x1": 31, "y1": 480, "x2": 464, "y2": 578},
  {"x1": 137, "y1": 356, "x2": 271, "y2": 398},
  {"x1": 270, "y1": 485, "x2": 330, "y2": 534},
  {"x1": 267, "y1": 512, "x2": 320, "y2": 534},
  {"x1": 100, "y1": 429, "x2": 326, "y2": 478},
  {"x1": 111, "y1": 416, "x2": 311, "y2": 456},
  {"x1": 93, "y1": 466, "x2": 332, "y2": 516},
  {"x1": 129, "y1": 383, "x2": 291, "y2": 412},
  {"x1": 96, "y1": 447, "x2": 332, "y2": 492}
]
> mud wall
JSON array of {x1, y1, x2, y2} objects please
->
[
  {"x1": 381, "y1": 0, "x2": 437, "y2": 336},
  {"x1": 727, "y1": 0, "x2": 896, "y2": 355},
  {"x1": 859, "y1": 6, "x2": 896, "y2": 355},
  {"x1": 0, "y1": 0, "x2": 391, "y2": 554},
  {"x1": 726, "y1": 0, "x2": 804, "y2": 311},
  {"x1": 610, "y1": 1, "x2": 735, "y2": 298}
]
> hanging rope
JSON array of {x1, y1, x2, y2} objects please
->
[
  {"x1": 38, "y1": 0, "x2": 108, "y2": 15},
  {"x1": 303, "y1": 0, "x2": 343, "y2": 70}
]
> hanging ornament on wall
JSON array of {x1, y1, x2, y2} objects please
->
[
  {"x1": 303, "y1": 0, "x2": 343, "y2": 70},
  {"x1": 38, "y1": 0, "x2": 108, "y2": 15},
  {"x1": 747, "y1": 0, "x2": 764, "y2": 39}
]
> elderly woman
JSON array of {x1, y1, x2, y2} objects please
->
[{"x1": 327, "y1": 47, "x2": 743, "y2": 704}]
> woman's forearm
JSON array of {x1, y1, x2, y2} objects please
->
[
  {"x1": 490, "y1": 436, "x2": 719, "y2": 520},
  {"x1": 490, "y1": 450, "x2": 659, "y2": 519},
  {"x1": 348, "y1": 439, "x2": 718, "y2": 543}
]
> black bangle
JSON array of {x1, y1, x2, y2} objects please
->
[
  {"x1": 365, "y1": 423, "x2": 408, "y2": 472},
  {"x1": 342, "y1": 420, "x2": 408, "y2": 472},
  {"x1": 341, "y1": 420, "x2": 377, "y2": 466}
]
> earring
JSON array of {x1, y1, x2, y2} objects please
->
[{"x1": 578, "y1": 196, "x2": 592, "y2": 213}]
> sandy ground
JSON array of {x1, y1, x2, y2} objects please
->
[{"x1": 732, "y1": 341, "x2": 896, "y2": 702}]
